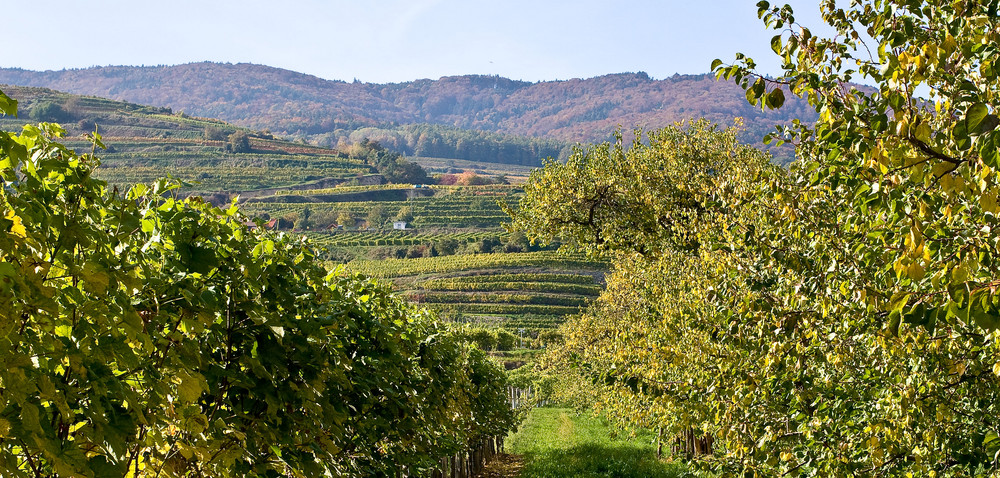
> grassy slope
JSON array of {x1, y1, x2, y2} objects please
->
[{"x1": 505, "y1": 408, "x2": 690, "y2": 478}]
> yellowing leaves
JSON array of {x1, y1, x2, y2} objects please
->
[
  {"x1": 80, "y1": 260, "x2": 109, "y2": 295},
  {"x1": 4, "y1": 209, "x2": 25, "y2": 238},
  {"x1": 907, "y1": 262, "x2": 926, "y2": 281},
  {"x1": 981, "y1": 188, "x2": 999, "y2": 214},
  {"x1": 175, "y1": 369, "x2": 208, "y2": 405}
]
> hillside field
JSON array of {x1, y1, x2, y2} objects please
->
[{"x1": 0, "y1": 85, "x2": 606, "y2": 337}]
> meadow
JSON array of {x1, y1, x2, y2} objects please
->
[{"x1": 502, "y1": 408, "x2": 691, "y2": 478}]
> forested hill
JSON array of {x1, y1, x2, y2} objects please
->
[{"x1": 0, "y1": 62, "x2": 815, "y2": 147}]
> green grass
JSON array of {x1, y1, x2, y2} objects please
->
[{"x1": 506, "y1": 408, "x2": 690, "y2": 478}]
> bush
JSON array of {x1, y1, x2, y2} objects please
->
[
  {"x1": 28, "y1": 101, "x2": 71, "y2": 122},
  {"x1": 227, "y1": 130, "x2": 252, "y2": 153},
  {"x1": 76, "y1": 118, "x2": 97, "y2": 132},
  {"x1": 204, "y1": 126, "x2": 227, "y2": 141},
  {"x1": 494, "y1": 329, "x2": 518, "y2": 351},
  {"x1": 432, "y1": 237, "x2": 459, "y2": 256},
  {"x1": 463, "y1": 328, "x2": 497, "y2": 351}
]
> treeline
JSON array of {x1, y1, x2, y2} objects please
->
[
  {"x1": 0, "y1": 64, "x2": 815, "y2": 162},
  {"x1": 313, "y1": 123, "x2": 573, "y2": 166},
  {"x1": 0, "y1": 91, "x2": 517, "y2": 477}
]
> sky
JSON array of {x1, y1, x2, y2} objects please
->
[{"x1": 4, "y1": 0, "x2": 825, "y2": 84}]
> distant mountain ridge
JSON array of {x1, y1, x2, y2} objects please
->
[{"x1": 0, "y1": 62, "x2": 815, "y2": 151}]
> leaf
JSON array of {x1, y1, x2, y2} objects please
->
[
  {"x1": 888, "y1": 291, "x2": 911, "y2": 313},
  {"x1": 177, "y1": 369, "x2": 207, "y2": 404},
  {"x1": 771, "y1": 34, "x2": 783, "y2": 54},
  {"x1": 966, "y1": 103, "x2": 990, "y2": 135},
  {"x1": 888, "y1": 310, "x2": 901, "y2": 336},
  {"x1": 19, "y1": 403, "x2": 40, "y2": 433},
  {"x1": 953, "y1": 120, "x2": 972, "y2": 150},
  {"x1": 747, "y1": 78, "x2": 765, "y2": 106},
  {"x1": 971, "y1": 306, "x2": 1000, "y2": 331},
  {"x1": 903, "y1": 302, "x2": 927, "y2": 326},
  {"x1": 981, "y1": 188, "x2": 999, "y2": 214},
  {"x1": 0, "y1": 91, "x2": 17, "y2": 117},
  {"x1": 4, "y1": 210, "x2": 26, "y2": 238},
  {"x1": 80, "y1": 261, "x2": 109, "y2": 295},
  {"x1": 979, "y1": 115, "x2": 1000, "y2": 134},
  {"x1": 765, "y1": 88, "x2": 785, "y2": 109},
  {"x1": 980, "y1": 135, "x2": 1000, "y2": 169}
]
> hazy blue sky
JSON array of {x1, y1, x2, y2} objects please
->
[{"x1": 6, "y1": 1, "x2": 824, "y2": 83}]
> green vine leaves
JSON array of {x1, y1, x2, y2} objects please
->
[{"x1": 0, "y1": 88, "x2": 516, "y2": 477}]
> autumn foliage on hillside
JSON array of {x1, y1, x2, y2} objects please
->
[{"x1": 0, "y1": 64, "x2": 814, "y2": 162}]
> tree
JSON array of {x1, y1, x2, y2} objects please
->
[
  {"x1": 336, "y1": 210, "x2": 355, "y2": 228},
  {"x1": 432, "y1": 237, "x2": 460, "y2": 256},
  {"x1": 28, "y1": 101, "x2": 70, "y2": 122},
  {"x1": 366, "y1": 205, "x2": 388, "y2": 228},
  {"x1": 696, "y1": 1, "x2": 1000, "y2": 475},
  {"x1": 227, "y1": 130, "x2": 251, "y2": 153},
  {"x1": 204, "y1": 126, "x2": 226, "y2": 141},
  {"x1": 507, "y1": 120, "x2": 775, "y2": 467},
  {"x1": 295, "y1": 205, "x2": 313, "y2": 230},
  {"x1": 395, "y1": 205, "x2": 414, "y2": 223},
  {"x1": 516, "y1": 0, "x2": 1000, "y2": 474}
]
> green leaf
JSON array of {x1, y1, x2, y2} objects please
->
[
  {"x1": 966, "y1": 103, "x2": 990, "y2": 135},
  {"x1": 765, "y1": 88, "x2": 785, "y2": 109},
  {"x1": 979, "y1": 115, "x2": 1000, "y2": 134},
  {"x1": 0, "y1": 91, "x2": 17, "y2": 117},
  {"x1": 981, "y1": 135, "x2": 1000, "y2": 168},
  {"x1": 711, "y1": 59, "x2": 723, "y2": 72},
  {"x1": 757, "y1": 0, "x2": 770, "y2": 15},
  {"x1": 771, "y1": 34, "x2": 783, "y2": 54},
  {"x1": 177, "y1": 369, "x2": 207, "y2": 404},
  {"x1": 746, "y1": 80, "x2": 763, "y2": 106},
  {"x1": 971, "y1": 306, "x2": 1000, "y2": 331},
  {"x1": 80, "y1": 261, "x2": 109, "y2": 295},
  {"x1": 889, "y1": 291, "x2": 911, "y2": 313},
  {"x1": 888, "y1": 310, "x2": 901, "y2": 336},
  {"x1": 953, "y1": 120, "x2": 972, "y2": 150}
]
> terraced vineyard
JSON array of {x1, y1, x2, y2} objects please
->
[
  {"x1": 241, "y1": 184, "x2": 518, "y2": 229},
  {"x1": 350, "y1": 254, "x2": 607, "y2": 332},
  {"x1": 1, "y1": 85, "x2": 607, "y2": 335},
  {"x1": 0, "y1": 86, "x2": 372, "y2": 198}
]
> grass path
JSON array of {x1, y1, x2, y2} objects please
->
[{"x1": 483, "y1": 407, "x2": 689, "y2": 478}]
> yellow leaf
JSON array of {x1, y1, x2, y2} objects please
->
[
  {"x1": 952, "y1": 264, "x2": 970, "y2": 284},
  {"x1": 176, "y1": 369, "x2": 207, "y2": 404},
  {"x1": 942, "y1": 34, "x2": 957, "y2": 54},
  {"x1": 898, "y1": 51, "x2": 911, "y2": 70},
  {"x1": 915, "y1": 123, "x2": 932, "y2": 142},
  {"x1": 80, "y1": 261, "x2": 109, "y2": 295},
  {"x1": 907, "y1": 262, "x2": 926, "y2": 280},
  {"x1": 939, "y1": 174, "x2": 955, "y2": 193},
  {"x1": 4, "y1": 210, "x2": 26, "y2": 238},
  {"x1": 981, "y1": 188, "x2": 998, "y2": 214}
]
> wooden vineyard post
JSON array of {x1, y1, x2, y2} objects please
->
[
  {"x1": 656, "y1": 427, "x2": 664, "y2": 459},
  {"x1": 670, "y1": 427, "x2": 714, "y2": 459}
]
